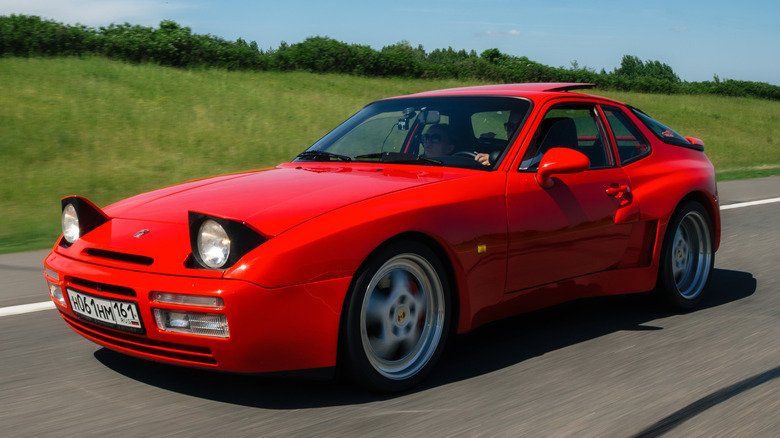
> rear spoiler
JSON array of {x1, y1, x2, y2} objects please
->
[{"x1": 686, "y1": 137, "x2": 704, "y2": 147}]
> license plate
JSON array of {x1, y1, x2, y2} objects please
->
[{"x1": 67, "y1": 288, "x2": 143, "y2": 332}]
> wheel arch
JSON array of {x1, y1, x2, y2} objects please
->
[
  {"x1": 674, "y1": 190, "x2": 721, "y2": 251},
  {"x1": 335, "y1": 231, "x2": 461, "y2": 371},
  {"x1": 641, "y1": 187, "x2": 720, "y2": 293}
]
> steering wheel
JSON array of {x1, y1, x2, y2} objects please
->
[{"x1": 453, "y1": 151, "x2": 478, "y2": 159}]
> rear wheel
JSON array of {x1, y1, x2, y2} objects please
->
[
  {"x1": 341, "y1": 240, "x2": 451, "y2": 392},
  {"x1": 658, "y1": 201, "x2": 714, "y2": 310}
]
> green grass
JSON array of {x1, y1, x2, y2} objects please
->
[
  {"x1": 0, "y1": 57, "x2": 468, "y2": 253},
  {"x1": 1, "y1": 57, "x2": 779, "y2": 253}
]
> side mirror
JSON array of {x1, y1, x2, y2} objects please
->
[{"x1": 535, "y1": 148, "x2": 590, "y2": 189}]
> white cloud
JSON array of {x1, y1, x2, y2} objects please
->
[
  {"x1": 476, "y1": 29, "x2": 521, "y2": 38},
  {"x1": 0, "y1": 0, "x2": 195, "y2": 27}
]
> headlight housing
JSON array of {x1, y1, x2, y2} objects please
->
[
  {"x1": 62, "y1": 203, "x2": 80, "y2": 244},
  {"x1": 188, "y1": 212, "x2": 266, "y2": 270},
  {"x1": 197, "y1": 219, "x2": 231, "y2": 269},
  {"x1": 59, "y1": 196, "x2": 110, "y2": 247}
]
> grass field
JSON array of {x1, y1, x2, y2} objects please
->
[{"x1": 2, "y1": 57, "x2": 779, "y2": 253}]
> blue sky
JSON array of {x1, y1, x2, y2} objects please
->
[{"x1": 2, "y1": 0, "x2": 778, "y2": 85}]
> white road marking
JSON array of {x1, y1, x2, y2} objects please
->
[
  {"x1": 720, "y1": 196, "x2": 780, "y2": 210},
  {"x1": 0, "y1": 300, "x2": 56, "y2": 317},
  {"x1": 1, "y1": 197, "x2": 777, "y2": 318}
]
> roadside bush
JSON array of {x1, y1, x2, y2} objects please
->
[
  {"x1": 614, "y1": 55, "x2": 680, "y2": 83},
  {"x1": 270, "y1": 36, "x2": 378, "y2": 75},
  {"x1": 0, "y1": 14, "x2": 95, "y2": 56},
  {"x1": 2, "y1": 14, "x2": 778, "y2": 100}
]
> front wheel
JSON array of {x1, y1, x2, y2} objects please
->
[
  {"x1": 341, "y1": 240, "x2": 451, "y2": 392},
  {"x1": 657, "y1": 201, "x2": 714, "y2": 310}
]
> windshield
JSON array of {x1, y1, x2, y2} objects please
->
[{"x1": 295, "y1": 96, "x2": 532, "y2": 170}]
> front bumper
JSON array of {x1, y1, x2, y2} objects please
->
[{"x1": 44, "y1": 250, "x2": 351, "y2": 373}]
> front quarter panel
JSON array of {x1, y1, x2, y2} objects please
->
[{"x1": 226, "y1": 169, "x2": 510, "y2": 333}]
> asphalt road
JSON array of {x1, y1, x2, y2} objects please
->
[{"x1": 2, "y1": 177, "x2": 778, "y2": 437}]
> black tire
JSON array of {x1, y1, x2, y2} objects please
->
[
  {"x1": 341, "y1": 240, "x2": 451, "y2": 392},
  {"x1": 657, "y1": 201, "x2": 714, "y2": 310}
]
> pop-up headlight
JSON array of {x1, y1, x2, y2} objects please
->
[
  {"x1": 188, "y1": 212, "x2": 266, "y2": 270},
  {"x1": 198, "y1": 219, "x2": 231, "y2": 269},
  {"x1": 61, "y1": 204, "x2": 80, "y2": 244},
  {"x1": 59, "y1": 196, "x2": 110, "y2": 247}
]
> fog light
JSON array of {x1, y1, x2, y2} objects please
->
[
  {"x1": 44, "y1": 266, "x2": 66, "y2": 307},
  {"x1": 48, "y1": 281, "x2": 66, "y2": 307},
  {"x1": 153, "y1": 309, "x2": 229, "y2": 338}
]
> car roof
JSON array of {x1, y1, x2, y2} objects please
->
[
  {"x1": 394, "y1": 82, "x2": 630, "y2": 108},
  {"x1": 406, "y1": 82, "x2": 595, "y2": 97}
]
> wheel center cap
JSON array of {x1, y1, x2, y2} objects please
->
[{"x1": 397, "y1": 308, "x2": 407, "y2": 324}]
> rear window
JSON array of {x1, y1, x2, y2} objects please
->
[{"x1": 630, "y1": 108, "x2": 696, "y2": 148}]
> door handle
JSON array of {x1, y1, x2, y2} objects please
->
[{"x1": 606, "y1": 184, "x2": 630, "y2": 197}]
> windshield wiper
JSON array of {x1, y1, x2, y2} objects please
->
[
  {"x1": 354, "y1": 152, "x2": 443, "y2": 166},
  {"x1": 296, "y1": 150, "x2": 352, "y2": 162}
]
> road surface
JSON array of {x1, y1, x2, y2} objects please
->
[{"x1": 1, "y1": 176, "x2": 778, "y2": 437}]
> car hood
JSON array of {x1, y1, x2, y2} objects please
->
[{"x1": 104, "y1": 163, "x2": 470, "y2": 236}]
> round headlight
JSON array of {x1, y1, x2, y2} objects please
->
[
  {"x1": 62, "y1": 203, "x2": 80, "y2": 244},
  {"x1": 197, "y1": 219, "x2": 231, "y2": 269}
]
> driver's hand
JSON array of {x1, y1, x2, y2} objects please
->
[{"x1": 475, "y1": 153, "x2": 490, "y2": 166}]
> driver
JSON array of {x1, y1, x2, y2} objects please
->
[
  {"x1": 423, "y1": 124, "x2": 490, "y2": 166},
  {"x1": 422, "y1": 124, "x2": 456, "y2": 158}
]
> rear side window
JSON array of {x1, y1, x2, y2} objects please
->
[
  {"x1": 631, "y1": 108, "x2": 693, "y2": 148},
  {"x1": 602, "y1": 106, "x2": 651, "y2": 165}
]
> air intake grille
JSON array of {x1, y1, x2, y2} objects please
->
[
  {"x1": 69, "y1": 277, "x2": 137, "y2": 297},
  {"x1": 85, "y1": 248, "x2": 154, "y2": 266}
]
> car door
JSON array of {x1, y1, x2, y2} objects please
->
[{"x1": 505, "y1": 101, "x2": 640, "y2": 293}]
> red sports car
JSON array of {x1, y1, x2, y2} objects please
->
[{"x1": 44, "y1": 83, "x2": 720, "y2": 391}]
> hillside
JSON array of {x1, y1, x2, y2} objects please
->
[{"x1": 1, "y1": 57, "x2": 778, "y2": 253}]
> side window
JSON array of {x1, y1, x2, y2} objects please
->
[
  {"x1": 520, "y1": 105, "x2": 613, "y2": 170},
  {"x1": 465, "y1": 108, "x2": 527, "y2": 166},
  {"x1": 602, "y1": 106, "x2": 651, "y2": 165}
]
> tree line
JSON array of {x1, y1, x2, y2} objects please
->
[{"x1": 2, "y1": 14, "x2": 778, "y2": 100}]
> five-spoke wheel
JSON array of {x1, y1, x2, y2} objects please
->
[
  {"x1": 342, "y1": 240, "x2": 450, "y2": 392},
  {"x1": 658, "y1": 201, "x2": 714, "y2": 309}
]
